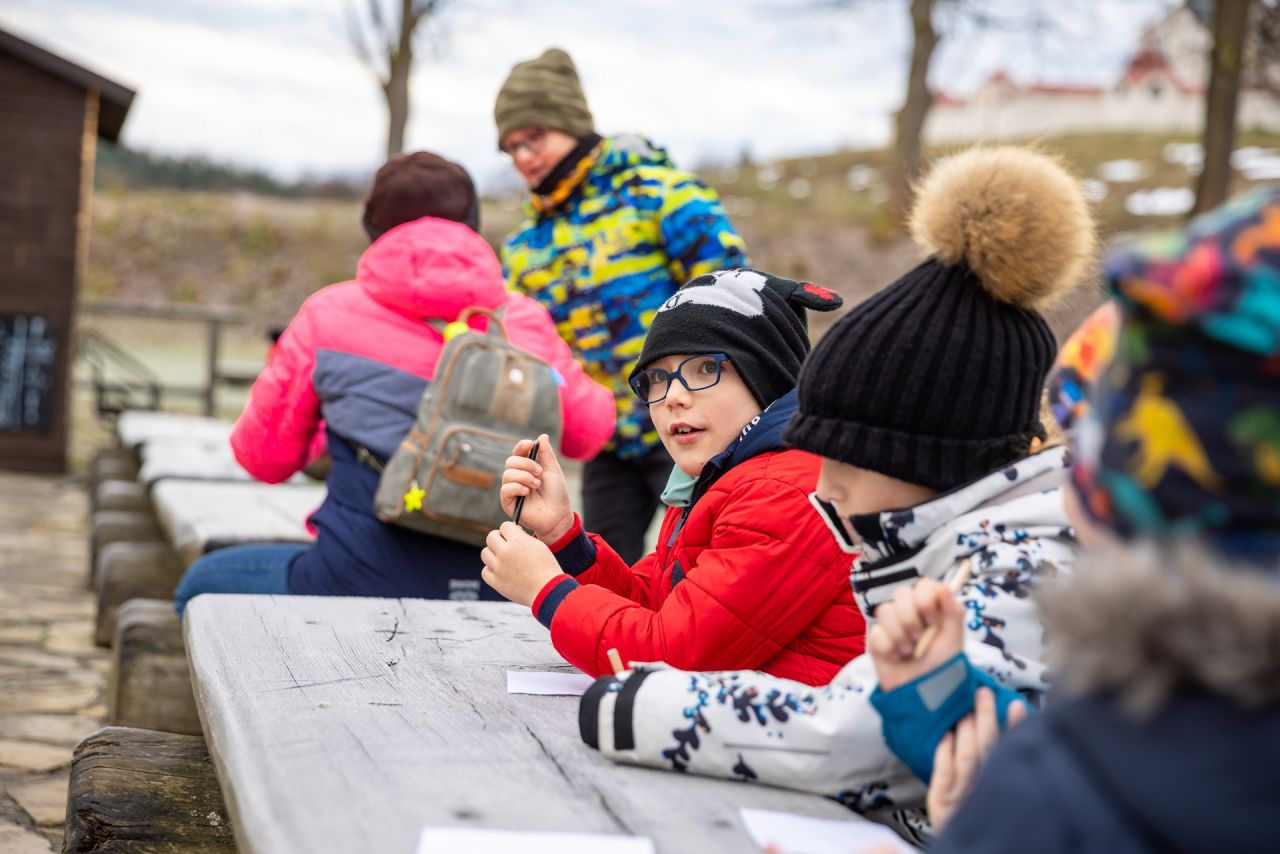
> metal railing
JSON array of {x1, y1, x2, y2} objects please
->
[{"x1": 77, "y1": 299, "x2": 252, "y2": 417}]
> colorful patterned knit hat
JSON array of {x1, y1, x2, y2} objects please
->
[
  {"x1": 1048, "y1": 301, "x2": 1120, "y2": 440},
  {"x1": 1075, "y1": 186, "x2": 1280, "y2": 564}
]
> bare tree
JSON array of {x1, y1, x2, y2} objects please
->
[
  {"x1": 892, "y1": 0, "x2": 939, "y2": 221},
  {"x1": 345, "y1": 0, "x2": 450, "y2": 160},
  {"x1": 1193, "y1": 0, "x2": 1277, "y2": 215},
  {"x1": 806, "y1": 0, "x2": 1055, "y2": 223}
]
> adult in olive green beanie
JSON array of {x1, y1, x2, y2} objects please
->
[
  {"x1": 494, "y1": 47, "x2": 595, "y2": 146},
  {"x1": 495, "y1": 45, "x2": 749, "y2": 566}
]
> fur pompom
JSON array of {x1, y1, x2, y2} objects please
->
[{"x1": 909, "y1": 146, "x2": 1097, "y2": 309}]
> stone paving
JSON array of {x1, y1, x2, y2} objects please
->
[{"x1": 0, "y1": 471, "x2": 104, "y2": 851}]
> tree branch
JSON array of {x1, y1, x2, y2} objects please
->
[{"x1": 342, "y1": 0, "x2": 389, "y2": 83}]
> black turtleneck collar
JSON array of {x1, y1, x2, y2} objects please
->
[{"x1": 533, "y1": 132, "x2": 603, "y2": 196}]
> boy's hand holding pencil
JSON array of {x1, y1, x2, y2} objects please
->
[
  {"x1": 867, "y1": 559, "x2": 971, "y2": 693},
  {"x1": 500, "y1": 434, "x2": 574, "y2": 544}
]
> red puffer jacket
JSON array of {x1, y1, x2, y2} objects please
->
[{"x1": 531, "y1": 391, "x2": 865, "y2": 686}]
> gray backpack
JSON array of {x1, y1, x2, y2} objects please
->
[{"x1": 369, "y1": 307, "x2": 563, "y2": 546}]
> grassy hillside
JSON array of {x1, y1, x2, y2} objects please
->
[{"x1": 83, "y1": 130, "x2": 1280, "y2": 354}]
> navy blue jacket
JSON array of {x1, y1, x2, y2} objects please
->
[
  {"x1": 288, "y1": 426, "x2": 505, "y2": 600},
  {"x1": 935, "y1": 691, "x2": 1280, "y2": 853}
]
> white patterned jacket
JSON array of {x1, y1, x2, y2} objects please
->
[{"x1": 578, "y1": 447, "x2": 1081, "y2": 837}]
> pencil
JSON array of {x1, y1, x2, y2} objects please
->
[
  {"x1": 511, "y1": 439, "x2": 540, "y2": 527},
  {"x1": 607, "y1": 648, "x2": 625, "y2": 676},
  {"x1": 911, "y1": 558, "x2": 973, "y2": 661}
]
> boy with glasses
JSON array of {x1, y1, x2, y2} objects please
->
[
  {"x1": 480, "y1": 269, "x2": 867, "y2": 686},
  {"x1": 494, "y1": 47, "x2": 748, "y2": 564}
]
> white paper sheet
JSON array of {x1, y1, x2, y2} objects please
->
[
  {"x1": 416, "y1": 827, "x2": 655, "y2": 853},
  {"x1": 739, "y1": 807, "x2": 914, "y2": 854},
  {"x1": 505, "y1": 670, "x2": 596, "y2": 696}
]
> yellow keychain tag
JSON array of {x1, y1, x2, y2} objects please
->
[
  {"x1": 443, "y1": 321, "x2": 470, "y2": 341},
  {"x1": 403, "y1": 482, "x2": 425, "y2": 513}
]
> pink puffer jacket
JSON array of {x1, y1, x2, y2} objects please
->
[{"x1": 231, "y1": 216, "x2": 615, "y2": 482}]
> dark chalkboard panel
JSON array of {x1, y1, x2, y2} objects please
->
[{"x1": 0, "y1": 313, "x2": 59, "y2": 433}]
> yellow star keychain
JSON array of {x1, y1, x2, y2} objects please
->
[{"x1": 403, "y1": 482, "x2": 426, "y2": 513}]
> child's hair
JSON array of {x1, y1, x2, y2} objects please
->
[{"x1": 1029, "y1": 392, "x2": 1066, "y2": 454}]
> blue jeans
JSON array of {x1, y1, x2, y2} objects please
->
[{"x1": 174, "y1": 543, "x2": 307, "y2": 617}]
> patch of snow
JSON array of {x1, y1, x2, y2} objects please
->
[
  {"x1": 1099, "y1": 159, "x2": 1147, "y2": 183},
  {"x1": 1230, "y1": 146, "x2": 1278, "y2": 169},
  {"x1": 787, "y1": 178, "x2": 812, "y2": 199},
  {"x1": 1081, "y1": 179, "x2": 1109, "y2": 202},
  {"x1": 845, "y1": 165, "x2": 879, "y2": 191},
  {"x1": 756, "y1": 164, "x2": 781, "y2": 190},
  {"x1": 1232, "y1": 147, "x2": 1280, "y2": 180},
  {"x1": 1125, "y1": 186, "x2": 1194, "y2": 217},
  {"x1": 1163, "y1": 142, "x2": 1203, "y2": 171}
]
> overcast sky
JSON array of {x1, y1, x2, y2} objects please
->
[{"x1": 3, "y1": 0, "x2": 1174, "y2": 191}]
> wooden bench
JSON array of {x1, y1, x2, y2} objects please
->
[
  {"x1": 92, "y1": 472, "x2": 320, "y2": 645},
  {"x1": 93, "y1": 479, "x2": 150, "y2": 513},
  {"x1": 90, "y1": 510, "x2": 163, "y2": 588},
  {"x1": 116, "y1": 410, "x2": 234, "y2": 453},
  {"x1": 151, "y1": 480, "x2": 321, "y2": 569},
  {"x1": 94, "y1": 542, "x2": 181, "y2": 646},
  {"x1": 137, "y1": 438, "x2": 309, "y2": 488},
  {"x1": 184, "y1": 595, "x2": 861, "y2": 852},
  {"x1": 88, "y1": 448, "x2": 140, "y2": 503},
  {"x1": 64, "y1": 726, "x2": 234, "y2": 853},
  {"x1": 108, "y1": 599, "x2": 201, "y2": 734}
]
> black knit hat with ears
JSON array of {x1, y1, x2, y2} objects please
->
[
  {"x1": 630, "y1": 268, "x2": 844, "y2": 408},
  {"x1": 784, "y1": 146, "x2": 1097, "y2": 490}
]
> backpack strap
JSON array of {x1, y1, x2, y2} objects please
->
[
  {"x1": 425, "y1": 307, "x2": 507, "y2": 339},
  {"x1": 455, "y1": 306, "x2": 509, "y2": 340},
  {"x1": 339, "y1": 434, "x2": 386, "y2": 474}
]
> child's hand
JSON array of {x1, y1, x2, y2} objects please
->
[
  {"x1": 500, "y1": 434, "x2": 574, "y2": 543},
  {"x1": 927, "y1": 687, "x2": 1027, "y2": 831},
  {"x1": 480, "y1": 521, "x2": 564, "y2": 607},
  {"x1": 868, "y1": 577, "x2": 966, "y2": 692}
]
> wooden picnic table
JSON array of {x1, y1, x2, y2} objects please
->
[
  {"x1": 151, "y1": 480, "x2": 322, "y2": 566},
  {"x1": 138, "y1": 438, "x2": 308, "y2": 487},
  {"x1": 117, "y1": 410, "x2": 233, "y2": 452},
  {"x1": 184, "y1": 595, "x2": 863, "y2": 853}
]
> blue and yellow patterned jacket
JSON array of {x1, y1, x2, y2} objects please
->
[{"x1": 501, "y1": 135, "x2": 748, "y2": 458}]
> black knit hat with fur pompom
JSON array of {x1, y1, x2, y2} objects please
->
[
  {"x1": 631, "y1": 268, "x2": 844, "y2": 408},
  {"x1": 783, "y1": 146, "x2": 1097, "y2": 490}
]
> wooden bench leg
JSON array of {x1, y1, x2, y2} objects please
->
[
  {"x1": 95, "y1": 543, "x2": 181, "y2": 647},
  {"x1": 64, "y1": 726, "x2": 235, "y2": 853},
  {"x1": 90, "y1": 511, "x2": 163, "y2": 589},
  {"x1": 89, "y1": 449, "x2": 139, "y2": 495},
  {"x1": 109, "y1": 599, "x2": 202, "y2": 736},
  {"x1": 92, "y1": 480, "x2": 150, "y2": 514}
]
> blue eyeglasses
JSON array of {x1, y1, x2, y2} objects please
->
[{"x1": 630, "y1": 354, "x2": 731, "y2": 405}]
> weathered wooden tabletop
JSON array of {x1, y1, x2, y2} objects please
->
[
  {"x1": 184, "y1": 595, "x2": 863, "y2": 853},
  {"x1": 152, "y1": 481, "x2": 322, "y2": 566}
]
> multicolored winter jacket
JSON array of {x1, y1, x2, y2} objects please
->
[
  {"x1": 230, "y1": 216, "x2": 614, "y2": 599},
  {"x1": 531, "y1": 390, "x2": 866, "y2": 686},
  {"x1": 501, "y1": 135, "x2": 748, "y2": 459},
  {"x1": 578, "y1": 446, "x2": 1080, "y2": 841}
]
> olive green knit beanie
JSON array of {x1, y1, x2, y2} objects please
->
[{"x1": 494, "y1": 47, "x2": 594, "y2": 146}]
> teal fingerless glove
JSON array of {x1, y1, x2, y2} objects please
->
[{"x1": 869, "y1": 652, "x2": 1029, "y2": 783}]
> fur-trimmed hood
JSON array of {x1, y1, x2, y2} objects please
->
[{"x1": 1042, "y1": 541, "x2": 1280, "y2": 714}]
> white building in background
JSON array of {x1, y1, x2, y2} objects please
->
[{"x1": 924, "y1": 4, "x2": 1280, "y2": 144}]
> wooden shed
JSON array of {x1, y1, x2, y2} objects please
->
[{"x1": 0, "y1": 27, "x2": 134, "y2": 473}]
